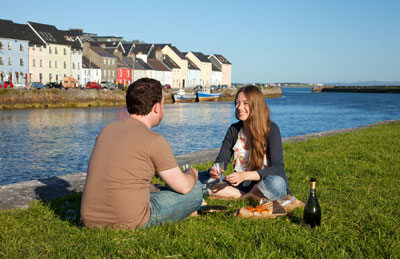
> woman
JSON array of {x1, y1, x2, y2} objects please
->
[{"x1": 199, "y1": 85, "x2": 291, "y2": 200}]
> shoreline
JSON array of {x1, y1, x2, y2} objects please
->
[
  {"x1": 1, "y1": 118, "x2": 399, "y2": 210},
  {"x1": 0, "y1": 87, "x2": 282, "y2": 110}
]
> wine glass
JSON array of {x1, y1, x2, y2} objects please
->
[{"x1": 213, "y1": 162, "x2": 224, "y2": 182}]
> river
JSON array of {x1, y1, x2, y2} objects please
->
[{"x1": 1, "y1": 88, "x2": 400, "y2": 185}]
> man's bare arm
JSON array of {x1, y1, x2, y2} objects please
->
[{"x1": 158, "y1": 167, "x2": 198, "y2": 194}]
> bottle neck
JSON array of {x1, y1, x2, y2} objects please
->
[{"x1": 310, "y1": 181, "x2": 317, "y2": 193}]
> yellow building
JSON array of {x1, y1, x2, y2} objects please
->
[
  {"x1": 159, "y1": 45, "x2": 188, "y2": 89},
  {"x1": 185, "y1": 52, "x2": 212, "y2": 88},
  {"x1": 28, "y1": 22, "x2": 71, "y2": 84}
]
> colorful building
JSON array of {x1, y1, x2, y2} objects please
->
[{"x1": 0, "y1": 19, "x2": 30, "y2": 85}]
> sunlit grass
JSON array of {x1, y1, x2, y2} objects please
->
[{"x1": 1, "y1": 122, "x2": 399, "y2": 258}]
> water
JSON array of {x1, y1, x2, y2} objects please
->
[{"x1": 1, "y1": 88, "x2": 400, "y2": 185}]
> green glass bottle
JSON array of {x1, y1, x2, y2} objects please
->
[{"x1": 303, "y1": 178, "x2": 321, "y2": 228}]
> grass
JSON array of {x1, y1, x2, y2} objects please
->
[{"x1": 1, "y1": 122, "x2": 400, "y2": 258}]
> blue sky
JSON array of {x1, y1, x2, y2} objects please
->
[{"x1": 2, "y1": 0, "x2": 399, "y2": 83}]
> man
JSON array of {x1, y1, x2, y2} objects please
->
[{"x1": 81, "y1": 78, "x2": 203, "y2": 229}]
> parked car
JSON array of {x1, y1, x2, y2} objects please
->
[
  {"x1": 194, "y1": 85, "x2": 203, "y2": 90},
  {"x1": 116, "y1": 83, "x2": 124, "y2": 90},
  {"x1": 163, "y1": 84, "x2": 171, "y2": 89},
  {"x1": 0, "y1": 81, "x2": 13, "y2": 88},
  {"x1": 100, "y1": 81, "x2": 115, "y2": 90},
  {"x1": 32, "y1": 82, "x2": 46, "y2": 89},
  {"x1": 46, "y1": 82, "x2": 63, "y2": 89},
  {"x1": 86, "y1": 81, "x2": 101, "y2": 89}
]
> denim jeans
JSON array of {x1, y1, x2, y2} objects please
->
[
  {"x1": 144, "y1": 181, "x2": 203, "y2": 228},
  {"x1": 198, "y1": 171, "x2": 287, "y2": 200}
]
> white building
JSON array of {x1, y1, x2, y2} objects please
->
[{"x1": 82, "y1": 56, "x2": 101, "y2": 85}]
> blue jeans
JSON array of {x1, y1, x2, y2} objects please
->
[
  {"x1": 198, "y1": 171, "x2": 287, "y2": 200},
  {"x1": 144, "y1": 181, "x2": 203, "y2": 228}
]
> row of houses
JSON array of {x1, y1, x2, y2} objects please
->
[{"x1": 0, "y1": 19, "x2": 232, "y2": 88}]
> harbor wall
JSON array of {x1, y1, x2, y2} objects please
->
[{"x1": 0, "y1": 87, "x2": 282, "y2": 110}]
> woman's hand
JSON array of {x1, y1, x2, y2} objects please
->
[
  {"x1": 226, "y1": 171, "x2": 262, "y2": 186},
  {"x1": 210, "y1": 165, "x2": 225, "y2": 180},
  {"x1": 225, "y1": 172, "x2": 247, "y2": 186}
]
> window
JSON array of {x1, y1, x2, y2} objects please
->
[
  {"x1": 112, "y1": 70, "x2": 114, "y2": 77},
  {"x1": 112, "y1": 59, "x2": 114, "y2": 65},
  {"x1": 33, "y1": 59, "x2": 36, "y2": 67},
  {"x1": 120, "y1": 70, "x2": 122, "y2": 77},
  {"x1": 20, "y1": 44, "x2": 24, "y2": 51},
  {"x1": 64, "y1": 48, "x2": 67, "y2": 55},
  {"x1": 0, "y1": 42, "x2": 3, "y2": 50},
  {"x1": 40, "y1": 59, "x2": 42, "y2": 67},
  {"x1": 55, "y1": 61, "x2": 58, "y2": 68},
  {"x1": 77, "y1": 63, "x2": 80, "y2": 69},
  {"x1": 49, "y1": 73, "x2": 52, "y2": 81},
  {"x1": 8, "y1": 42, "x2": 12, "y2": 50},
  {"x1": 127, "y1": 70, "x2": 130, "y2": 77},
  {"x1": 64, "y1": 62, "x2": 66, "y2": 69},
  {"x1": 32, "y1": 45, "x2": 36, "y2": 51},
  {"x1": 55, "y1": 47, "x2": 58, "y2": 54},
  {"x1": 73, "y1": 63, "x2": 75, "y2": 69},
  {"x1": 0, "y1": 57, "x2": 3, "y2": 65},
  {"x1": 104, "y1": 59, "x2": 106, "y2": 65},
  {"x1": 20, "y1": 58, "x2": 24, "y2": 66},
  {"x1": 49, "y1": 60, "x2": 52, "y2": 68},
  {"x1": 40, "y1": 46, "x2": 42, "y2": 51},
  {"x1": 103, "y1": 70, "x2": 106, "y2": 76},
  {"x1": 8, "y1": 57, "x2": 12, "y2": 65},
  {"x1": 49, "y1": 46, "x2": 52, "y2": 54}
]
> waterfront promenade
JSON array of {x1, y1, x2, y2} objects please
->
[{"x1": 1, "y1": 119, "x2": 398, "y2": 211}]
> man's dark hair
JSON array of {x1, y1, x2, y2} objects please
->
[{"x1": 126, "y1": 78, "x2": 163, "y2": 115}]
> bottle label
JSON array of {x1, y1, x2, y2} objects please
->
[{"x1": 310, "y1": 181, "x2": 316, "y2": 189}]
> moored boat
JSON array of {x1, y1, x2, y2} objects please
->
[
  {"x1": 173, "y1": 89, "x2": 197, "y2": 103},
  {"x1": 197, "y1": 89, "x2": 221, "y2": 102}
]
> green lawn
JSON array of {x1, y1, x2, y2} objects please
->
[{"x1": 1, "y1": 122, "x2": 400, "y2": 258}]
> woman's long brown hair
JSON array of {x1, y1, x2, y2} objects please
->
[{"x1": 235, "y1": 85, "x2": 271, "y2": 170}]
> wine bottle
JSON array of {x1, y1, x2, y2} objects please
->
[{"x1": 303, "y1": 178, "x2": 321, "y2": 228}]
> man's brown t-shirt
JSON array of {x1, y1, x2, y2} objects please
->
[{"x1": 81, "y1": 117, "x2": 178, "y2": 229}]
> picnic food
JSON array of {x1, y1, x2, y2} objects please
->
[{"x1": 237, "y1": 200, "x2": 284, "y2": 219}]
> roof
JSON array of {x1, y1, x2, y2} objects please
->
[
  {"x1": 116, "y1": 57, "x2": 129, "y2": 69},
  {"x1": 211, "y1": 54, "x2": 231, "y2": 65},
  {"x1": 191, "y1": 52, "x2": 211, "y2": 63},
  {"x1": 0, "y1": 19, "x2": 44, "y2": 45},
  {"x1": 163, "y1": 55, "x2": 181, "y2": 69},
  {"x1": 131, "y1": 44, "x2": 153, "y2": 55},
  {"x1": 168, "y1": 45, "x2": 186, "y2": 59},
  {"x1": 122, "y1": 43, "x2": 134, "y2": 56},
  {"x1": 147, "y1": 59, "x2": 171, "y2": 71},
  {"x1": 212, "y1": 64, "x2": 221, "y2": 72},
  {"x1": 90, "y1": 46, "x2": 116, "y2": 58},
  {"x1": 186, "y1": 58, "x2": 200, "y2": 70},
  {"x1": 133, "y1": 59, "x2": 153, "y2": 70},
  {"x1": 82, "y1": 56, "x2": 100, "y2": 69},
  {"x1": 28, "y1": 21, "x2": 71, "y2": 45},
  {"x1": 121, "y1": 56, "x2": 134, "y2": 69},
  {"x1": 148, "y1": 43, "x2": 171, "y2": 58}
]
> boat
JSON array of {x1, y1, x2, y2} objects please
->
[
  {"x1": 173, "y1": 89, "x2": 197, "y2": 103},
  {"x1": 197, "y1": 89, "x2": 221, "y2": 102}
]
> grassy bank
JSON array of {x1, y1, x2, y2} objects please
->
[{"x1": 1, "y1": 122, "x2": 399, "y2": 257}]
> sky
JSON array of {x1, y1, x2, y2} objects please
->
[{"x1": 2, "y1": 0, "x2": 399, "y2": 84}]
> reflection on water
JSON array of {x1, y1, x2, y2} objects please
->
[{"x1": 1, "y1": 88, "x2": 400, "y2": 185}]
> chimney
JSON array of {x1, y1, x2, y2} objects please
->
[{"x1": 155, "y1": 49, "x2": 163, "y2": 62}]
